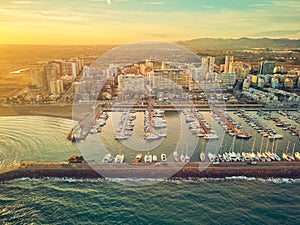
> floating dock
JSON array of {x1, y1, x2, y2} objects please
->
[
  {"x1": 260, "y1": 111, "x2": 300, "y2": 137},
  {"x1": 213, "y1": 109, "x2": 251, "y2": 139},
  {"x1": 69, "y1": 105, "x2": 103, "y2": 141}
]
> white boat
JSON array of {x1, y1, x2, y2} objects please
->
[
  {"x1": 152, "y1": 154, "x2": 158, "y2": 162},
  {"x1": 144, "y1": 153, "x2": 152, "y2": 163},
  {"x1": 135, "y1": 153, "x2": 142, "y2": 162},
  {"x1": 89, "y1": 127, "x2": 98, "y2": 134},
  {"x1": 173, "y1": 150, "x2": 179, "y2": 162},
  {"x1": 115, "y1": 134, "x2": 128, "y2": 140},
  {"x1": 203, "y1": 133, "x2": 219, "y2": 140},
  {"x1": 114, "y1": 154, "x2": 125, "y2": 163},
  {"x1": 145, "y1": 133, "x2": 160, "y2": 140},
  {"x1": 157, "y1": 132, "x2": 167, "y2": 138},
  {"x1": 200, "y1": 151, "x2": 205, "y2": 161},
  {"x1": 180, "y1": 154, "x2": 185, "y2": 162},
  {"x1": 208, "y1": 152, "x2": 216, "y2": 162},
  {"x1": 268, "y1": 134, "x2": 283, "y2": 139},
  {"x1": 161, "y1": 153, "x2": 167, "y2": 162},
  {"x1": 103, "y1": 153, "x2": 114, "y2": 163},
  {"x1": 295, "y1": 152, "x2": 300, "y2": 161}
]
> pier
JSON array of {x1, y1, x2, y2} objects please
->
[
  {"x1": 260, "y1": 111, "x2": 300, "y2": 137},
  {"x1": 192, "y1": 110, "x2": 211, "y2": 135},
  {"x1": 69, "y1": 105, "x2": 103, "y2": 141},
  {"x1": 237, "y1": 110, "x2": 272, "y2": 136},
  {"x1": 213, "y1": 109, "x2": 251, "y2": 139}
]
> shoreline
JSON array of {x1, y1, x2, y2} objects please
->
[{"x1": 1, "y1": 161, "x2": 300, "y2": 182}]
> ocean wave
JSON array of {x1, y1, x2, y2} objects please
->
[{"x1": 2, "y1": 176, "x2": 300, "y2": 185}]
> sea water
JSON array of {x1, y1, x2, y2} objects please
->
[{"x1": 0, "y1": 114, "x2": 300, "y2": 224}]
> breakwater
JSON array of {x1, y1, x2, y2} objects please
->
[{"x1": 1, "y1": 161, "x2": 299, "y2": 182}]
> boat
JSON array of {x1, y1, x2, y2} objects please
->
[
  {"x1": 268, "y1": 134, "x2": 283, "y2": 139},
  {"x1": 102, "y1": 154, "x2": 114, "y2": 163},
  {"x1": 144, "y1": 152, "x2": 152, "y2": 163},
  {"x1": 185, "y1": 144, "x2": 190, "y2": 162},
  {"x1": 180, "y1": 153, "x2": 185, "y2": 162},
  {"x1": 135, "y1": 153, "x2": 142, "y2": 162},
  {"x1": 68, "y1": 155, "x2": 84, "y2": 163},
  {"x1": 208, "y1": 152, "x2": 216, "y2": 162},
  {"x1": 295, "y1": 152, "x2": 300, "y2": 161},
  {"x1": 200, "y1": 151, "x2": 205, "y2": 161},
  {"x1": 173, "y1": 150, "x2": 179, "y2": 162},
  {"x1": 282, "y1": 141, "x2": 294, "y2": 161},
  {"x1": 114, "y1": 154, "x2": 125, "y2": 163},
  {"x1": 152, "y1": 154, "x2": 158, "y2": 162},
  {"x1": 236, "y1": 133, "x2": 252, "y2": 139},
  {"x1": 161, "y1": 153, "x2": 167, "y2": 162},
  {"x1": 115, "y1": 134, "x2": 128, "y2": 140},
  {"x1": 144, "y1": 133, "x2": 160, "y2": 140},
  {"x1": 157, "y1": 132, "x2": 167, "y2": 138},
  {"x1": 203, "y1": 133, "x2": 219, "y2": 140}
]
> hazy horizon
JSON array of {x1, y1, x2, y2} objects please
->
[{"x1": 0, "y1": 0, "x2": 299, "y2": 45}]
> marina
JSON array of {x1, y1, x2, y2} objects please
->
[{"x1": 65, "y1": 108, "x2": 300, "y2": 164}]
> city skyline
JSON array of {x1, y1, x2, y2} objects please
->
[{"x1": 0, "y1": 0, "x2": 300, "y2": 45}]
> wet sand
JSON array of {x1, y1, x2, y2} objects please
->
[{"x1": 1, "y1": 161, "x2": 299, "y2": 182}]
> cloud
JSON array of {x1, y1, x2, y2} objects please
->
[
  {"x1": 248, "y1": 30, "x2": 300, "y2": 37},
  {"x1": 145, "y1": 2, "x2": 165, "y2": 5},
  {"x1": 12, "y1": 1, "x2": 37, "y2": 4}
]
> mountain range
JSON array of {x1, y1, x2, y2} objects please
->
[{"x1": 177, "y1": 37, "x2": 300, "y2": 50}]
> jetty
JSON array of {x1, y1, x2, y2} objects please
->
[
  {"x1": 68, "y1": 105, "x2": 103, "y2": 141},
  {"x1": 213, "y1": 109, "x2": 251, "y2": 139},
  {"x1": 1, "y1": 161, "x2": 300, "y2": 181},
  {"x1": 260, "y1": 111, "x2": 300, "y2": 137}
]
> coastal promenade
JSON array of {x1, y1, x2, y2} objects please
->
[{"x1": 1, "y1": 161, "x2": 299, "y2": 182}]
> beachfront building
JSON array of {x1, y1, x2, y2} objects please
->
[
  {"x1": 216, "y1": 72, "x2": 236, "y2": 89},
  {"x1": 118, "y1": 74, "x2": 144, "y2": 99},
  {"x1": 152, "y1": 69, "x2": 191, "y2": 92}
]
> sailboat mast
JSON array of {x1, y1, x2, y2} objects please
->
[
  {"x1": 260, "y1": 136, "x2": 264, "y2": 153},
  {"x1": 271, "y1": 139, "x2": 275, "y2": 153},
  {"x1": 232, "y1": 136, "x2": 236, "y2": 153},
  {"x1": 251, "y1": 138, "x2": 256, "y2": 153},
  {"x1": 265, "y1": 138, "x2": 269, "y2": 153},
  {"x1": 292, "y1": 143, "x2": 295, "y2": 155},
  {"x1": 286, "y1": 141, "x2": 290, "y2": 153},
  {"x1": 275, "y1": 140, "x2": 279, "y2": 153}
]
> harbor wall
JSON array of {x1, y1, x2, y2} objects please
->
[{"x1": 1, "y1": 162, "x2": 299, "y2": 182}]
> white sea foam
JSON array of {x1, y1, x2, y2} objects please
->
[{"x1": 2, "y1": 176, "x2": 300, "y2": 185}]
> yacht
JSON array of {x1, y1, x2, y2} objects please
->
[
  {"x1": 114, "y1": 154, "x2": 125, "y2": 163},
  {"x1": 208, "y1": 152, "x2": 216, "y2": 162},
  {"x1": 135, "y1": 153, "x2": 142, "y2": 162},
  {"x1": 152, "y1": 155, "x2": 158, "y2": 162},
  {"x1": 145, "y1": 133, "x2": 160, "y2": 140},
  {"x1": 173, "y1": 150, "x2": 179, "y2": 162},
  {"x1": 200, "y1": 151, "x2": 205, "y2": 161},
  {"x1": 180, "y1": 154, "x2": 185, "y2": 162},
  {"x1": 268, "y1": 134, "x2": 283, "y2": 139},
  {"x1": 161, "y1": 153, "x2": 167, "y2": 162},
  {"x1": 115, "y1": 134, "x2": 128, "y2": 140},
  {"x1": 203, "y1": 133, "x2": 219, "y2": 140},
  {"x1": 103, "y1": 154, "x2": 114, "y2": 163},
  {"x1": 144, "y1": 152, "x2": 152, "y2": 163},
  {"x1": 295, "y1": 152, "x2": 300, "y2": 161}
]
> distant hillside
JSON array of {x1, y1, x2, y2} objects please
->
[{"x1": 177, "y1": 37, "x2": 300, "y2": 50}]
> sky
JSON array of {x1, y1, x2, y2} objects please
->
[{"x1": 0, "y1": 0, "x2": 299, "y2": 44}]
